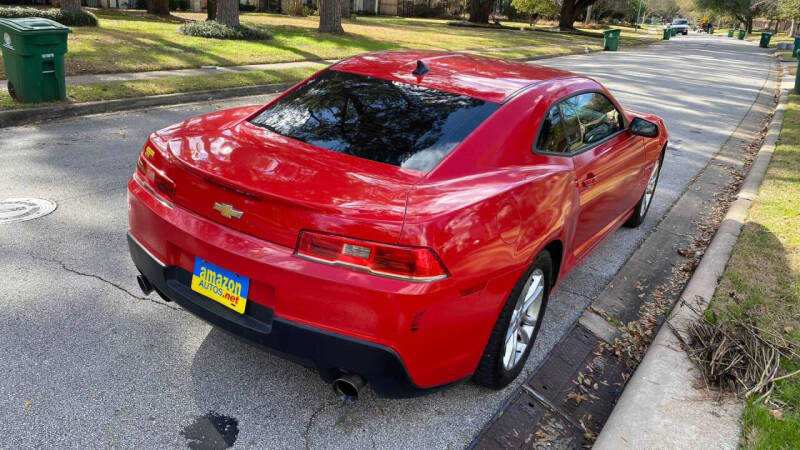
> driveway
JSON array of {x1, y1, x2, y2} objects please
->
[{"x1": 0, "y1": 34, "x2": 771, "y2": 448}]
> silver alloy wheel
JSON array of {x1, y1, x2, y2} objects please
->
[
  {"x1": 502, "y1": 268, "x2": 545, "y2": 371},
  {"x1": 641, "y1": 158, "x2": 661, "y2": 216}
]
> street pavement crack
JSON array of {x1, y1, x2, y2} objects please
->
[
  {"x1": 29, "y1": 253, "x2": 183, "y2": 312},
  {"x1": 303, "y1": 400, "x2": 337, "y2": 450}
]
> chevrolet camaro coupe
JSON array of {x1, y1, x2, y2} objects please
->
[{"x1": 128, "y1": 50, "x2": 668, "y2": 399}]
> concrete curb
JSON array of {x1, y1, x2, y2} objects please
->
[
  {"x1": 593, "y1": 72, "x2": 790, "y2": 449},
  {"x1": 0, "y1": 81, "x2": 298, "y2": 128}
]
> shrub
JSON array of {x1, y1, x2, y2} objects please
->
[
  {"x1": 179, "y1": 20, "x2": 272, "y2": 40},
  {"x1": 412, "y1": 4, "x2": 446, "y2": 18},
  {"x1": 239, "y1": 3, "x2": 256, "y2": 11},
  {"x1": 169, "y1": 0, "x2": 190, "y2": 10},
  {"x1": 0, "y1": 6, "x2": 98, "y2": 26}
]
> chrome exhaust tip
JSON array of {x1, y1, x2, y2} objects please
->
[
  {"x1": 136, "y1": 274, "x2": 154, "y2": 296},
  {"x1": 333, "y1": 374, "x2": 366, "y2": 402}
]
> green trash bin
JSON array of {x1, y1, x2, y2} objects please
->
[
  {"x1": 738, "y1": 29, "x2": 746, "y2": 40},
  {"x1": 708, "y1": 25, "x2": 714, "y2": 34},
  {"x1": 603, "y1": 29, "x2": 621, "y2": 51},
  {"x1": 0, "y1": 18, "x2": 71, "y2": 103},
  {"x1": 670, "y1": 27, "x2": 677, "y2": 37},
  {"x1": 728, "y1": 29, "x2": 734, "y2": 37},
  {"x1": 794, "y1": 36, "x2": 800, "y2": 58},
  {"x1": 759, "y1": 32, "x2": 772, "y2": 48},
  {"x1": 662, "y1": 27, "x2": 671, "y2": 40},
  {"x1": 796, "y1": 59, "x2": 800, "y2": 94}
]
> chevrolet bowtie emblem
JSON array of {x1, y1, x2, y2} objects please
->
[{"x1": 213, "y1": 202, "x2": 243, "y2": 219}]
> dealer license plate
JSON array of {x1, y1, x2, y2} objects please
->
[{"x1": 190, "y1": 257, "x2": 249, "y2": 314}]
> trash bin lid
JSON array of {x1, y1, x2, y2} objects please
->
[{"x1": 0, "y1": 17, "x2": 71, "y2": 35}]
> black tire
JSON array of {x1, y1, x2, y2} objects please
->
[
  {"x1": 472, "y1": 251, "x2": 552, "y2": 389},
  {"x1": 625, "y1": 149, "x2": 665, "y2": 228}
]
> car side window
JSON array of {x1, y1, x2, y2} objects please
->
[
  {"x1": 569, "y1": 93, "x2": 624, "y2": 145},
  {"x1": 537, "y1": 105, "x2": 569, "y2": 153},
  {"x1": 536, "y1": 92, "x2": 625, "y2": 155},
  {"x1": 559, "y1": 100, "x2": 583, "y2": 152}
]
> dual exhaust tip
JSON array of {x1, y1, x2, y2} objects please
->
[
  {"x1": 137, "y1": 274, "x2": 154, "y2": 295},
  {"x1": 138, "y1": 274, "x2": 368, "y2": 401},
  {"x1": 333, "y1": 374, "x2": 366, "y2": 402}
]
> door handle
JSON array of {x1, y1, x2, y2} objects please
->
[{"x1": 581, "y1": 174, "x2": 599, "y2": 188}]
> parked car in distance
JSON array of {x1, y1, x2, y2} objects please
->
[
  {"x1": 671, "y1": 18, "x2": 690, "y2": 34},
  {"x1": 127, "y1": 50, "x2": 668, "y2": 399}
]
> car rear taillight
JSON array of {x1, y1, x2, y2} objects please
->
[
  {"x1": 296, "y1": 231, "x2": 448, "y2": 282},
  {"x1": 135, "y1": 146, "x2": 176, "y2": 203}
]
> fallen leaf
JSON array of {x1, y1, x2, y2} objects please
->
[
  {"x1": 567, "y1": 392, "x2": 588, "y2": 405},
  {"x1": 770, "y1": 409, "x2": 783, "y2": 420},
  {"x1": 23, "y1": 401, "x2": 31, "y2": 410}
]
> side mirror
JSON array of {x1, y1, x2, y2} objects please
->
[{"x1": 630, "y1": 117, "x2": 659, "y2": 137}]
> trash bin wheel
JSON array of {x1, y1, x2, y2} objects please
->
[{"x1": 7, "y1": 81, "x2": 16, "y2": 100}]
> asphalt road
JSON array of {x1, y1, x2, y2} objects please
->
[{"x1": 0, "y1": 34, "x2": 771, "y2": 449}]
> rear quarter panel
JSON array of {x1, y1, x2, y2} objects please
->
[{"x1": 397, "y1": 85, "x2": 580, "y2": 376}]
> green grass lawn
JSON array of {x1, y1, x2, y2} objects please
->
[
  {"x1": 707, "y1": 94, "x2": 800, "y2": 448},
  {"x1": 0, "y1": 10, "x2": 649, "y2": 78}
]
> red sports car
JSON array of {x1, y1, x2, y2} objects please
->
[{"x1": 128, "y1": 50, "x2": 667, "y2": 399}]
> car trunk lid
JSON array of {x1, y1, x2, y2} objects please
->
[{"x1": 152, "y1": 111, "x2": 421, "y2": 248}]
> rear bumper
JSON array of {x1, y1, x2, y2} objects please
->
[{"x1": 129, "y1": 232, "x2": 451, "y2": 398}]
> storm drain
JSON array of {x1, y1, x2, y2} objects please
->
[{"x1": 0, "y1": 197, "x2": 57, "y2": 224}]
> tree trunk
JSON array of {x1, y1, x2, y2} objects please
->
[
  {"x1": 774, "y1": 19, "x2": 780, "y2": 34},
  {"x1": 341, "y1": 0, "x2": 351, "y2": 19},
  {"x1": 216, "y1": 0, "x2": 240, "y2": 26},
  {"x1": 208, "y1": 0, "x2": 217, "y2": 20},
  {"x1": 746, "y1": 16, "x2": 753, "y2": 34},
  {"x1": 318, "y1": 0, "x2": 344, "y2": 33},
  {"x1": 583, "y1": 3, "x2": 592, "y2": 25},
  {"x1": 468, "y1": 0, "x2": 493, "y2": 24},
  {"x1": 256, "y1": 0, "x2": 268, "y2": 12},
  {"x1": 60, "y1": 0, "x2": 82, "y2": 12},
  {"x1": 789, "y1": 17, "x2": 797, "y2": 38},
  {"x1": 147, "y1": 0, "x2": 170, "y2": 15},
  {"x1": 558, "y1": 0, "x2": 576, "y2": 30}
]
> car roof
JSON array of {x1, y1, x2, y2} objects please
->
[{"x1": 330, "y1": 50, "x2": 578, "y2": 104}]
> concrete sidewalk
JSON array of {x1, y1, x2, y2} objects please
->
[{"x1": 0, "y1": 60, "x2": 334, "y2": 91}]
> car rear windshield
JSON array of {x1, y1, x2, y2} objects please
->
[
  {"x1": 249, "y1": 70, "x2": 500, "y2": 172},
  {"x1": 674, "y1": 19, "x2": 687, "y2": 24}
]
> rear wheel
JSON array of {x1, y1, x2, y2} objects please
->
[
  {"x1": 7, "y1": 81, "x2": 16, "y2": 100},
  {"x1": 625, "y1": 150, "x2": 664, "y2": 228},
  {"x1": 472, "y1": 251, "x2": 551, "y2": 389}
]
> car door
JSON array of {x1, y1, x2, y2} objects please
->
[{"x1": 563, "y1": 93, "x2": 645, "y2": 258}]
